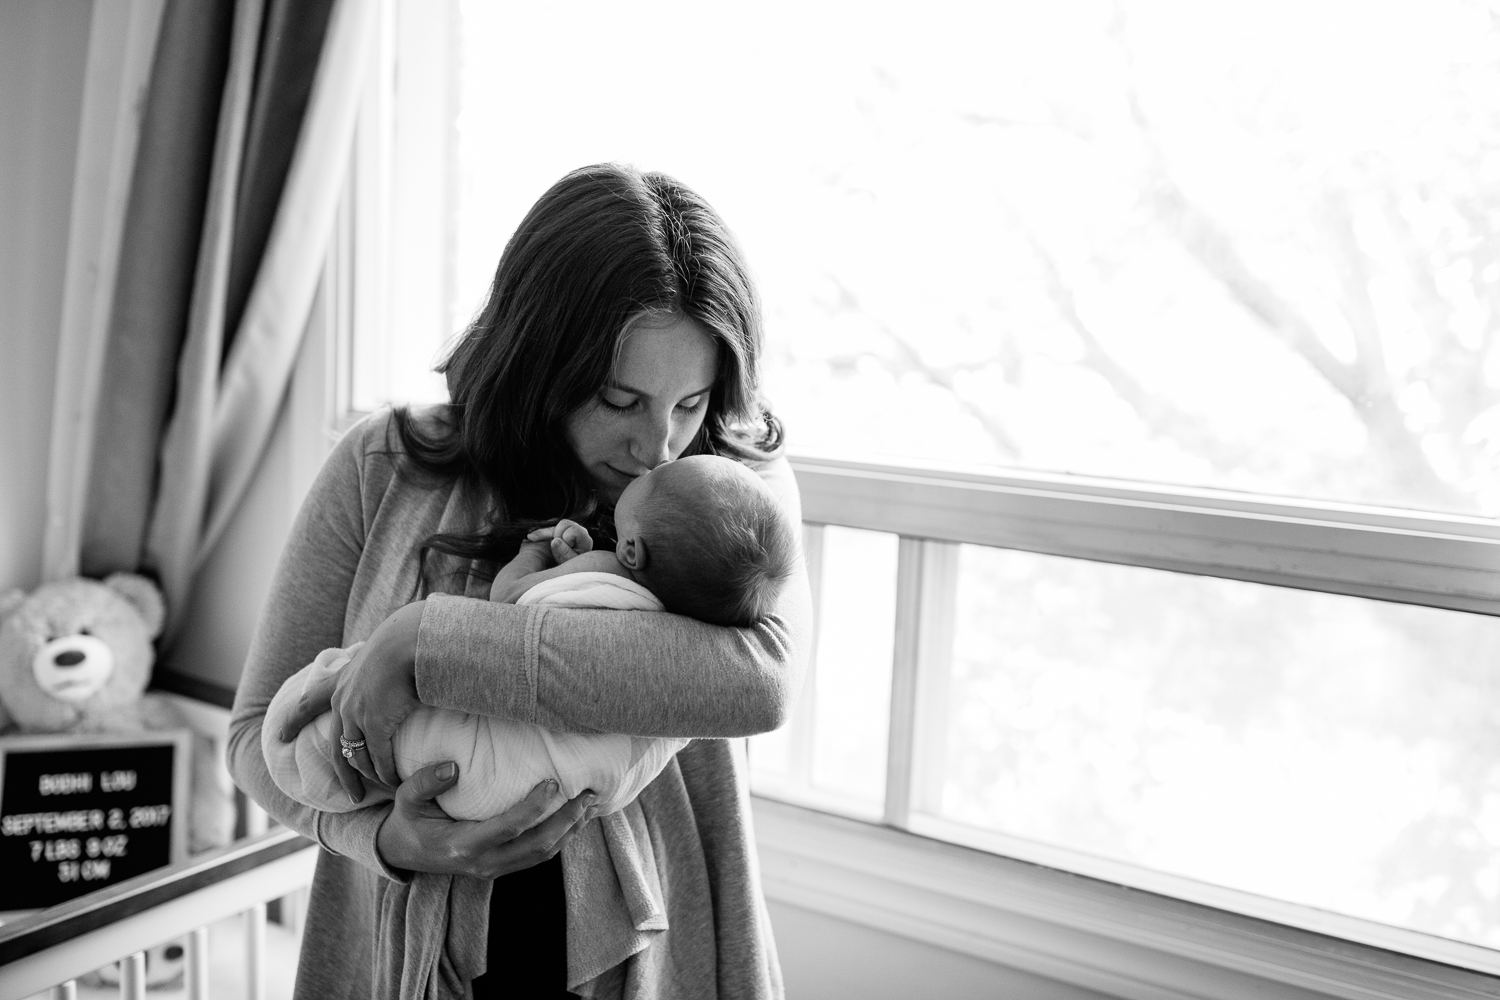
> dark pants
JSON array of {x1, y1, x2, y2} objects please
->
[{"x1": 469, "y1": 853, "x2": 575, "y2": 998}]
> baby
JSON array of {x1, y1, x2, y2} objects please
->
[{"x1": 262, "y1": 454, "x2": 798, "y2": 821}]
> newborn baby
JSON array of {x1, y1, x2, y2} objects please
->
[{"x1": 262, "y1": 454, "x2": 798, "y2": 821}]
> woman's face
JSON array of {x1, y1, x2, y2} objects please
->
[{"x1": 565, "y1": 311, "x2": 720, "y2": 503}]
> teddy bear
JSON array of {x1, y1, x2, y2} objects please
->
[{"x1": 0, "y1": 573, "x2": 234, "y2": 854}]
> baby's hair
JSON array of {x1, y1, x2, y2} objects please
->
[{"x1": 633, "y1": 460, "x2": 798, "y2": 628}]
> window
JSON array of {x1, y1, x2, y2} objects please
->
[{"x1": 351, "y1": 0, "x2": 1500, "y2": 980}]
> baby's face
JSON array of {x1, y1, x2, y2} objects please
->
[
  {"x1": 612, "y1": 455, "x2": 723, "y2": 559},
  {"x1": 612, "y1": 467, "x2": 657, "y2": 548}
]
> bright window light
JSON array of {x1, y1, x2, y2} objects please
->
[{"x1": 452, "y1": 0, "x2": 1500, "y2": 517}]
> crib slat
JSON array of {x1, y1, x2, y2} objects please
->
[
  {"x1": 245, "y1": 799, "x2": 270, "y2": 837},
  {"x1": 280, "y1": 886, "x2": 309, "y2": 936},
  {"x1": 186, "y1": 924, "x2": 211, "y2": 1000},
  {"x1": 246, "y1": 902, "x2": 267, "y2": 1000},
  {"x1": 50, "y1": 981, "x2": 77, "y2": 1000},
  {"x1": 119, "y1": 951, "x2": 147, "y2": 1000}
]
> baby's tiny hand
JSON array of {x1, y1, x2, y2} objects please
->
[{"x1": 525, "y1": 519, "x2": 593, "y2": 564}]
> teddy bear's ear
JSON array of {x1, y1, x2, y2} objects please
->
[
  {"x1": 103, "y1": 573, "x2": 166, "y2": 639},
  {"x1": 0, "y1": 588, "x2": 24, "y2": 623}
]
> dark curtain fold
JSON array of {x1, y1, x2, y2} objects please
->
[
  {"x1": 224, "y1": 0, "x2": 336, "y2": 361},
  {"x1": 80, "y1": 0, "x2": 235, "y2": 578},
  {"x1": 79, "y1": 0, "x2": 335, "y2": 581}
]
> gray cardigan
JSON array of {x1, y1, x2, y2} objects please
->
[{"x1": 227, "y1": 409, "x2": 811, "y2": 999}]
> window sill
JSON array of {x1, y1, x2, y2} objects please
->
[{"x1": 750, "y1": 796, "x2": 1500, "y2": 1000}]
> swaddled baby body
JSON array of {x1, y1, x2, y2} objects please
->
[{"x1": 262, "y1": 454, "x2": 799, "y2": 821}]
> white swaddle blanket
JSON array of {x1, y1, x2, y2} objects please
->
[{"x1": 262, "y1": 572, "x2": 689, "y2": 820}]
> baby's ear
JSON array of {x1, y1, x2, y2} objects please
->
[{"x1": 616, "y1": 536, "x2": 649, "y2": 572}]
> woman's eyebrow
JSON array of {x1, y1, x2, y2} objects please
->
[{"x1": 606, "y1": 380, "x2": 715, "y2": 399}]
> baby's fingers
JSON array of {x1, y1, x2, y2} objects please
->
[
  {"x1": 525, "y1": 527, "x2": 557, "y2": 542},
  {"x1": 560, "y1": 522, "x2": 593, "y2": 553}
]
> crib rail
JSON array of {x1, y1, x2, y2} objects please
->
[{"x1": 0, "y1": 828, "x2": 316, "y2": 1000}]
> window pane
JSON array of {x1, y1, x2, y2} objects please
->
[
  {"x1": 933, "y1": 544, "x2": 1500, "y2": 947},
  {"x1": 453, "y1": 0, "x2": 1500, "y2": 517},
  {"x1": 751, "y1": 526, "x2": 897, "y2": 817}
]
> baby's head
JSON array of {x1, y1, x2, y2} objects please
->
[{"x1": 614, "y1": 456, "x2": 798, "y2": 627}]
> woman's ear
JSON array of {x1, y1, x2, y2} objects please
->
[{"x1": 616, "y1": 535, "x2": 650, "y2": 572}]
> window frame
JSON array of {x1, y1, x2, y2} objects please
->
[
  {"x1": 761, "y1": 456, "x2": 1500, "y2": 981},
  {"x1": 755, "y1": 797, "x2": 1500, "y2": 1000}
]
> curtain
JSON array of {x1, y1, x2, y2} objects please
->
[{"x1": 69, "y1": 0, "x2": 374, "y2": 645}]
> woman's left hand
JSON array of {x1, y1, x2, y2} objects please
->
[{"x1": 277, "y1": 601, "x2": 425, "y2": 803}]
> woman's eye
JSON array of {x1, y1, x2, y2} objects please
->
[
  {"x1": 676, "y1": 394, "x2": 705, "y2": 412},
  {"x1": 600, "y1": 393, "x2": 638, "y2": 412}
]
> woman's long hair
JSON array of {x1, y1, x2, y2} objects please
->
[{"x1": 390, "y1": 163, "x2": 784, "y2": 581}]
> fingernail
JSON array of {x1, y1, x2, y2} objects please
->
[
  {"x1": 436, "y1": 762, "x2": 456, "y2": 781},
  {"x1": 545, "y1": 779, "x2": 559, "y2": 794},
  {"x1": 348, "y1": 791, "x2": 361, "y2": 804},
  {"x1": 584, "y1": 790, "x2": 597, "y2": 803}
]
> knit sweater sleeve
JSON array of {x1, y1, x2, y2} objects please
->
[
  {"x1": 414, "y1": 457, "x2": 814, "y2": 739},
  {"x1": 226, "y1": 416, "x2": 408, "y2": 882}
]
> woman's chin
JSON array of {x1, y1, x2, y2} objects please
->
[{"x1": 596, "y1": 465, "x2": 637, "y2": 499}]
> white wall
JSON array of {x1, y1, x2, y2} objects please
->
[
  {"x1": 770, "y1": 902, "x2": 1114, "y2": 1000},
  {"x1": 0, "y1": 0, "x2": 94, "y2": 594},
  {"x1": 165, "y1": 397, "x2": 298, "y2": 689}
]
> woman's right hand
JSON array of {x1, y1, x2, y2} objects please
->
[{"x1": 375, "y1": 762, "x2": 596, "y2": 877}]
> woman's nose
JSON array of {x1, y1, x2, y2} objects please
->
[{"x1": 631, "y1": 412, "x2": 674, "y2": 469}]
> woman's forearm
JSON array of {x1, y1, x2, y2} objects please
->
[{"x1": 414, "y1": 570, "x2": 812, "y2": 738}]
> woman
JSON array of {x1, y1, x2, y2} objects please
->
[{"x1": 227, "y1": 163, "x2": 812, "y2": 999}]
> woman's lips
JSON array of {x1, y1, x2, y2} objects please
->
[{"x1": 605, "y1": 464, "x2": 645, "y2": 482}]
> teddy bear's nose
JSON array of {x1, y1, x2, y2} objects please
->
[{"x1": 54, "y1": 650, "x2": 86, "y2": 667}]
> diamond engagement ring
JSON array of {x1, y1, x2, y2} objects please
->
[{"x1": 339, "y1": 737, "x2": 367, "y2": 760}]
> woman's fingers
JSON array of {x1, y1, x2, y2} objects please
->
[
  {"x1": 374, "y1": 762, "x2": 461, "y2": 873},
  {"x1": 491, "y1": 779, "x2": 564, "y2": 836},
  {"x1": 399, "y1": 760, "x2": 460, "y2": 805},
  {"x1": 471, "y1": 787, "x2": 595, "y2": 876},
  {"x1": 339, "y1": 702, "x2": 381, "y2": 787},
  {"x1": 361, "y1": 707, "x2": 404, "y2": 788},
  {"x1": 519, "y1": 788, "x2": 596, "y2": 856},
  {"x1": 332, "y1": 645, "x2": 395, "y2": 788},
  {"x1": 331, "y1": 606, "x2": 423, "y2": 788},
  {"x1": 331, "y1": 720, "x2": 366, "y2": 804},
  {"x1": 278, "y1": 668, "x2": 338, "y2": 742},
  {"x1": 372, "y1": 773, "x2": 596, "y2": 878}
]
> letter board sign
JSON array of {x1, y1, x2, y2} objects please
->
[{"x1": 0, "y1": 731, "x2": 190, "y2": 910}]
